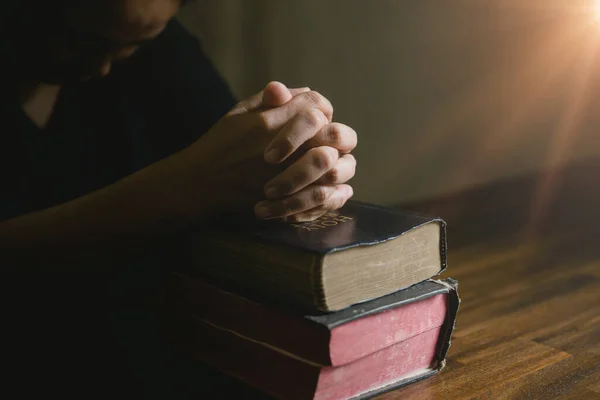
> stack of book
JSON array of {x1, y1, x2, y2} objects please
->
[{"x1": 163, "y1": 201, "x2": 459, "y2": 400}]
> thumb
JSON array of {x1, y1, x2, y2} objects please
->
[
  {"x1": 229, "y1": 82, "x2": 311, "y2": 116},
  {"x1": 264, "y1": 83, "x2": 312, "y2": 108},
  {"x1": 261, "y1": 81, "x2": 294, "y2": 108}
]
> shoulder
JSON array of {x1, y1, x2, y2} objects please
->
[
  {"x1": 108, "y1": 19, "x2": 237, "y2": 144},
  {"x1": 115, "y1": 19, "x2": 235, "y2": 102}
]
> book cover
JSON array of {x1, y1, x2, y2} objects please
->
[
  {"x1": 164, "y1": 276, "x2": 459, "y2": 368},
  {"x1": 178, "y1": 201, "x2": 448, "y2": 312}
]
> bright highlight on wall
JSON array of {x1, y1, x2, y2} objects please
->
[{"x1": 592, "y1": 0, "x2": 600, "y2": 22}]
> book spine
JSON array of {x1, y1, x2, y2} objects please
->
[
  {"x1": 431, "y1": 278, "x2": 459, "y2": 370},
  {"x1": 438, "y1": 220, "x2": 449, "y2": 275},
  {"x1": 310, "y1": 255, "x2": 328, "y2": 311}
]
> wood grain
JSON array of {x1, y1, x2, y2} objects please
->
[
  {"x1": 381, "y1": 236, "x2": 600, "y2": 399},
  {"x1": 385, "y1": 157, "x2": 600, "y2": 399}
]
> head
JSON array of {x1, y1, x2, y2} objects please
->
[{"x1": 10, "y1": 0, "x2": 189, "y2": 84}]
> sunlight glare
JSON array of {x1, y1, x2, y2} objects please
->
[{"x1": 594, "y1": 0, "x2": 600, "y2": 22}]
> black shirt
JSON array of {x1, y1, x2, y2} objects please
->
[
  {"x1": 1, "y1": 20, "x2": 236, "y2": 222},
  {"x1": 1, "y1": 21, "x2": 239, "y2": 395}
]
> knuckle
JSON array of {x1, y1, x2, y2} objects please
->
[
  {"x1": 303, "y1": 108, "x2": 326, "y2": 129},
  {"x1": 311, "y1": 148, "x2": 336, "y2": 171},
  {"x1": 255, "y1": 111, "x2": 274, "y2": 132},
  {"x1": 327, "y1": 123, "x2": 358, "y2": 150},
  {"x1": 305, "y1": 91, "x2": 325, "y2": 108},
  {"x1": 326, "y1": 123, "x2": 344, "y2": 145},
  {"x1": 304, "y1": 91, "x2": 333, "y2": 116},
  {"x1": 311, "y1": 186, "x2": 329, "y2": 204},
  {"x1": 326, "y1": 167, "x2": 339, "y2": 183}
]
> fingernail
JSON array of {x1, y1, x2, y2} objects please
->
[
  {"x1": 265, "y1": 183, "x2": 290, "y2": 199},
  {"x1": 264, "y1": 148, "x2": 281, "y2": 164},
  {"x1": 255, "y1": 204, "x2": 271, "y2": 219},
  {"x1": 265, "y1": 186, "x2": 279, "y2": 198}
]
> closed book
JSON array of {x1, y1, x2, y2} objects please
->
[
  {"x1": 164, "y1": 279, "x2": 460, "y2": 400},
  {"x1": 165, "y1": 273, "x2": 454, "y2": 367},
  {"x1": 179, "y1": 201, "x2": 447, "y2": 312}
]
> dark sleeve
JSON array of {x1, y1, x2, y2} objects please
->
[{"x1": 115, "y1": 19, "x2": 238, "y2": 158}]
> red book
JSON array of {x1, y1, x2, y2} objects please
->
[{"x1": 163, "y1": 277, "x2": 459, "y2": 399}]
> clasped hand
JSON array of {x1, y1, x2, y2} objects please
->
[{"x1": 186, "y1": 81, "x2": 357, "y2": 222}]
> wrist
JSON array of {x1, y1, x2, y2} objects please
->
[{"x1": 165, "y1": 147, "x2": 225, "y2": 221}]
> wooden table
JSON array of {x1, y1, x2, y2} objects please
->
[
  {"x1": 385, "y1": 231, "x2": 600, "y2": 399},
  {"x1": 390, "y1": 158, "x2": 600, "y2": 399}
]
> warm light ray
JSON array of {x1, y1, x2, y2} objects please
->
[
  {"x1": 380, "y1": 13, "x2": 595, "y2": 194},
  {"x1": 377, "y1": 1, "x2": 600, "y2": 210},
  {"x1": 446, "y1": 19, "x2": 596, "y2": 189},
  {"x1": 527, "y1": 28, "x2": 600, "y2": 236},
  {"x1": 594, "y1": 0, "x2": 600, "y2": 22}
]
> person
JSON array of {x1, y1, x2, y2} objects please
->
[{"x1": 1, "y1": 0, "x2": 357, "y2": 395}]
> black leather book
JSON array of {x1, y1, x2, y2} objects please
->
[{"x1": 180, "y1": 201, "x2": 447, "y2": 312}]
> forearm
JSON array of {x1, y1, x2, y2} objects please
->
[{"x1": 0, "y1": 150, "x2": 214, "y2": 266}]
